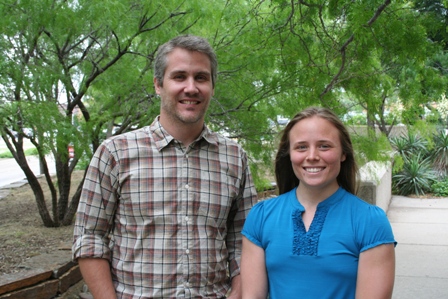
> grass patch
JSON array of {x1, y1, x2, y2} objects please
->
[
  {"x1": 0, "y1": 152, "x2": 13, "y2": 158},
  {"x1": 0, "y1": 147, "x2": 38, "y2": 158}
]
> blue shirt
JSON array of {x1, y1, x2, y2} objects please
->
[{"x1": 242, "y1": 187, "x2": 396, "y2": 299}]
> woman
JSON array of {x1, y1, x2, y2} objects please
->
[{"x1": 241, "y1": 107, "x2": 396, "y2": 299}]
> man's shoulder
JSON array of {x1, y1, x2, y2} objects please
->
[
  {"x1": 102, "y1": 127, "x2": 151, "y2": 146},
  {"x1": 207, "y1": 131, "x2": 243, "y2": 148}
]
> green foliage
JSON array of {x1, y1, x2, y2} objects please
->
[
  {"x1": 1, "y1": 0, "x2": 448, "y2": 224},
  {"x1": 390, "y1": 132, "x2": 429, "y2": 158},
  {"x1": 344, "y1": 114, "x2": 367, "y2": 126},
  {"x1": 0, "y1": 144, "x2": 39, "y2": 157},
  {"x1": 409, "y1": 119, "x2": 437, "y2": 149},
  {"x1": 0, "y1": 0, "x2": 219, "y2": 226},
  {"x1": 0, "y1": 151, "x2": 13, "y2": 158},
  {"x1": 24, "y1": 148, "x2": 39, "y2": 156},
  {"x1": 431, "y1": 178, "x2": 448, "y2": 197},
  {"x1": 253, "y1": 176, "x2": 275, "y2": 193},
  {"x1": 392, "y1": 154, "x2": 437, "y2": 196},
  {"x1": 430, "y1": 129, "x2": 448, "y2": 176},
  {"x1": 351, "y1": 131, "x2": 392, "y2": 167},
  {"x1": 390, "y1": 123, "x2": 448, "y2": 196}
]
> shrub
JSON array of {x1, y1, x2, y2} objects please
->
[
  {"x1": 430, "y1": 130, "x2": 448, "y2": 177},
  {"x1": 0, "y1": 151, "x2": 13, "y2": 158},
  {"x1": 390, "y1": 133, "x2": 429, "y2": 164},
  {"x1": 431, "y1": 179, "x2": 448, "y2": 197},
  {"x1": 392, "y1": 154, "x2": 438, "y2": 196}
]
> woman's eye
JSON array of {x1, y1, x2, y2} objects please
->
[{"x1": 295, "y1": 145, "x2": 307, "y2": 151}]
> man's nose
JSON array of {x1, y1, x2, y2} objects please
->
[{"x1": 184, "y1": 77, "x2": 199, "y2": 94}]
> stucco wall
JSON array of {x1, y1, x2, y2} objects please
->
[{"x1": 357, "y1": 161, "x2": 393, "y2": 213}]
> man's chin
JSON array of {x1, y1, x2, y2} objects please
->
[{"x1": 177, "y1": 114, "x2": 204, "y2": 125}]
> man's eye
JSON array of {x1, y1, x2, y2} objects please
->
[{"x1": 196, "y1": 75, "x2": 209, "y2": 81}]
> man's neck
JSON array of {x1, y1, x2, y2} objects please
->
[{"x1": 159, "y1": 117, "x2": 204, "y2": 147}]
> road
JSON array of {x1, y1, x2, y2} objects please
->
[{"x1": 0, "y1": 155, "x2": 56, "y2": 188}]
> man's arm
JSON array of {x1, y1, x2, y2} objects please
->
[
  {"x1": 356, "y1": 243, "x2": 395, "y2": 299},
  {"x1": 226, "y1": 150, "x2": 259, "y2": 281},
  {"x1": 78, "y1": 258, "x2": 117, "y2": 299},
  {"x1": 226, "y1": 274, "x2": 242, "y2": 299}
]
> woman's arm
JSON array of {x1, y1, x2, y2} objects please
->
[
  {"x1": 241, "y1": 236, "x2": 268, "y2": 299},
  {"x1": 356, "y1": 243, "x2": 395, "y2": 299}
]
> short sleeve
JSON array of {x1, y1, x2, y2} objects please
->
[
  {"x1": 242, "y1": 201, "x2": 266, "y2": 248},
  {"x1": 356, "y1": 205, "x2": 397, "y2": 252}
]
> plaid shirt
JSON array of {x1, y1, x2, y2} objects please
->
[{"x1": 72, "y1": 117, "x2": 258, "y2": 298}]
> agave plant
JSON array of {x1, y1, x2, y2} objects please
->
[
  {"x1": 389, "y1": 135, "x2": 411, "y2": 157},
  {"x1": 392, "y1": 153, "x2": 438, "y2": 196},
  {"x1": 389, "y1": 133, "x2": 428, "y2": 159},
  {"x1": 430, "y1": 130, "x2": 448, "y2": 177}
]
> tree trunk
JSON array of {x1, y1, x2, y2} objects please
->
[
  {"x1": 61, "y1": 176, "x2": 86, "y2": 226},
  {"x1": 56, "y1": 156, "x2": 71, "y2": 222}
]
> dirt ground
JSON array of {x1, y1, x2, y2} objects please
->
[{"x1": 0, "y1": 170, "x2": 86, "y2": 298}]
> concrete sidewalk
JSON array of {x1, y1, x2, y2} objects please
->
[{"x1": 388, "y1": 196, "x2": 448, "y2": 299}]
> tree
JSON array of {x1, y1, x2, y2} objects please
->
[
  {"x1": 0, "y1": 0, "x2": 282, "y2": 227},
  {"x1": 244, "y1": 0, "x2": 447, "y2": 137},
  {"x1": 0, "y1": 0, "x2": 207, "y2": 226},
  {"x1": 1, "y1": 0, "x2": 447, "y2": 227}
]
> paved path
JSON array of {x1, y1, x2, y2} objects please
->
[
  {"x1": 0, "y1": 156, "x2": 56, "y2": 199},
  {"x1": 388, "y1": 196, "x2": 448, "y2": 299}
]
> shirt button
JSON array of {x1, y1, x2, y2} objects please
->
[
  {"x1": 186, "y1": 249, "x2": 190, "y2": 254},
  {"x1": 185, "y1": 216, "x2": 189, "y2": 222},
  {"x1": 185, "y1": 184, "x2": 189, "y2": 189},
  {"x1": 185, "y1": 281, "x2": 190, "y2": 287}
]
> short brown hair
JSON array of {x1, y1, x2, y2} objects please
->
[{"x1": 154, "y1": 35, "x2": 218, "y2": 88}]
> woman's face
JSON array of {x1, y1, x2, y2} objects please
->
[{"x1": 289, "y1": 116, "x2": 346, "y2": 193}]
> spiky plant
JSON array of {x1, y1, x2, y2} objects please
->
[
  {"x1": 430, "y1": 130, "x2": 448, "y2": 177},
  {"x1": 393, "y1": 153, "x2": 437, "y2": 196},
  {"x1": 390, "y1": 133, "x2": 429, "y2": 159}
]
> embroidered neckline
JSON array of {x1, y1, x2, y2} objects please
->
[
  {"x1": 292, "y1": 205, "x2": 330, "y2": 256},
  {"x1": 291, "y1": 188, "x2": 343, "y2": 256}
]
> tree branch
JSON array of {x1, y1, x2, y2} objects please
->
[{"x1": 320, "y1": 0, "x2": 392, "y2": 98}]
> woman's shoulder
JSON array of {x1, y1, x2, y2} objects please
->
[
  {"x1": 251, "y1": 189, "x2": 296, "y2": 214},
  {"x1": 341, "y1": 191, "x2": 389, "y2": 222}
]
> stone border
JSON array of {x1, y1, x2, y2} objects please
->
[{"x1": 0, "y1": 251, "x2": 82, "y2": 299}]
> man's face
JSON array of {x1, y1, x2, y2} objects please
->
[{"x1": 154, "y1": 47, "x2": 214, "y2": 126}]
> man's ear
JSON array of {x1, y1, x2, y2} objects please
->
[{"x1": 153, "y1": 77, "x2": 161, "y2": 94}]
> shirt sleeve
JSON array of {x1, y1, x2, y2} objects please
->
[
  {"x1": 356, "y1": 205, "x2": 397, "y2": 252},
  {"x1": 226, "y1": 149, "x2": 258, "y2": 278},
  {"x1": 72, "y1": 141, "x2": 119, "y2": 262},
  {"x1": 241, "y1": 200, "x2": 265, "y2": 248}
]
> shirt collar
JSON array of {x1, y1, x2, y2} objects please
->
[{"x1": 149, "y1": 116, "x2": 218, "y2": 151}]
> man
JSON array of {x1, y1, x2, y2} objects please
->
[{"x1": 72, "y1": 35, "x2": 258, "y2": 299}]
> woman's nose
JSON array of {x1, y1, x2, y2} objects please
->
[{"x1": 306, "y1": 148, "x2": 320, "y2": 161}]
